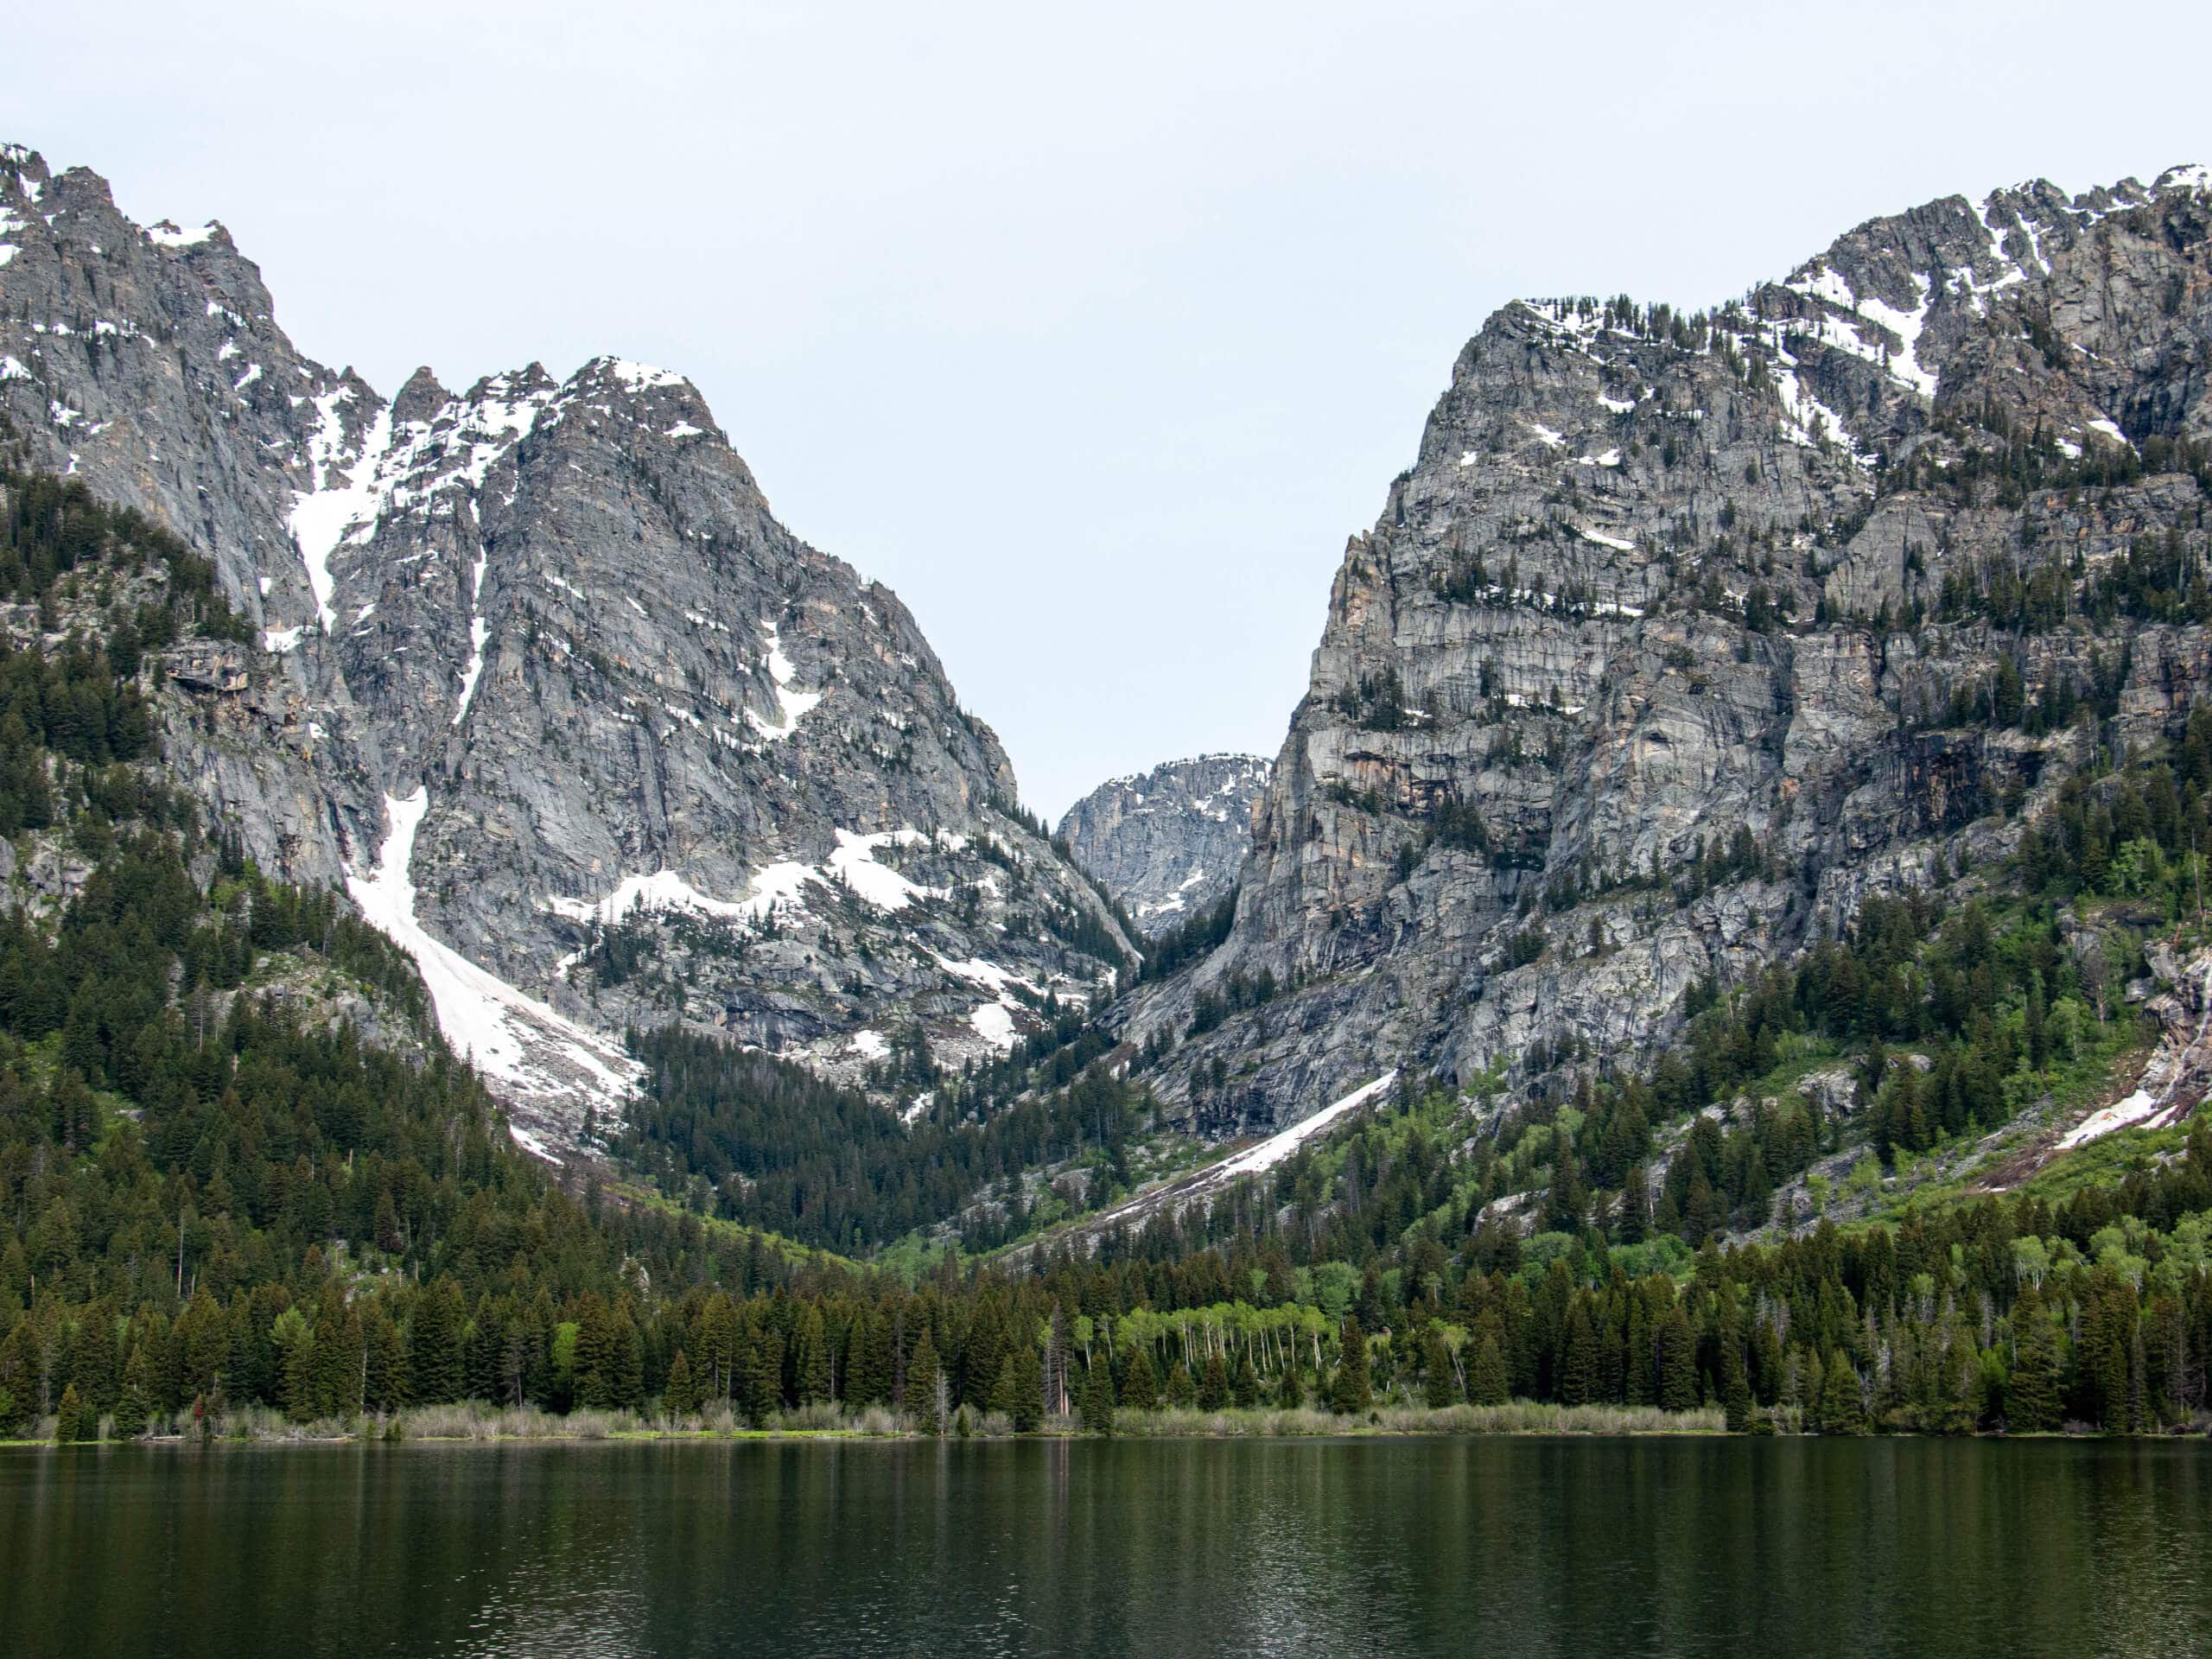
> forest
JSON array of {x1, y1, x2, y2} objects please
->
[{"x1": 2, "y1": 456, "x2": 2210, "y2": 1444}]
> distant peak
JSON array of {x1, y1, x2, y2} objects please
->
[{"x1": 393, "y1": 365, "x2": 450, "y2": 425}]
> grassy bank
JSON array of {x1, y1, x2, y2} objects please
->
[{"x1": 5, "y1": 1399, "x2": 1726, "y2": 1446}]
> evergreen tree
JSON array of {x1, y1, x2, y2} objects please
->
[
  {"x1": 2008, "y1": 1306, "x2": 2063, "y2": 1432},
  {"x1": 1198, "y1": 1349, "x2": 1230, "y2": 1410},
  {"x1": 1118, "y1": 1344, "x2": 1160, "y2": 1412},
  {"x1": 1422, "y1": 1328, "x2": 1456, "y2": 1408},
  {"x1": 1721, "y1": 1338, "x2": 1752, "y2": 1432},
  {"x1": 1009, "y1": 1340, "x2": 1046, "y2": 1433},
  {"x1": 1230, "y1": 1349, "x2": 1261, "y2": 1410},
  {"x1": 1656, "y1": 1306, "x2": 1699, "y2": 1412},
  {"x1": 54, "y1": 1381, "x2": 86, "y2": 1443},
  {"x1": 907, "y1": 1330, "x2": 944, "y2": 1433},
  {"x1": 1820, "y1": 1350, "x2": 1867, "y2": 1435},
  {"x1": 793, "y1": 1306, "x2": 830, "y2": 1406},
  {"x1": 1559, "y1": 1303, "x2": 1599, "y2": 1407},
  {"x1": 1470, "y1": 1332, "x2": 1510, "y2": 1406},
  {"x1": 409, "y1": 1277, "x2": 467, "y2": 1407},
  {"x1": 112, "y1": 1343, "x2": 151, "y2": 1439},
  {"x1": 1078, "y1": 1357, "x2": 1116, "y2": 1437},
  {"x1": 271, "y1": 1304, "x2": 315, "y2": 1423},
  {"x1": 365, "y1": 1309, "x2": 408, "y2": 1414},
  {"x1": 988, "y1": 1356, "x2": 1021, "y2": 1423},
  {"x1": 1618, "y1": 1165, "x2": 1649, "y2": 1243},
  {"x1": 664, "y1": 1350, "x2": 699, "y2": 1418},
  {"x1": 847, "y1": 1308, "x2": 893, "y2": 1408},
  {"x1": 1330, "y1": 1319, "x2": 1372, "y2": 1415}
]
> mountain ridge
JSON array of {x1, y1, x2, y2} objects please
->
[
  {"x1": 1057, "y1": 752, "x2": 1269, "y2": 933},
  {"x1": 1110, "y1": 158, "x2": 2212, "y2": 1144},
  {"x1": 0, "y1": 141, "x2": 1135, "y2": 1164}
]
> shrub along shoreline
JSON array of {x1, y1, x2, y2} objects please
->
[{"x1": 4, "y1": 1398, "x2": 1884, "y2": 1445}]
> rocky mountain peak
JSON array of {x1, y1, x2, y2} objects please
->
[
  {"x1": 1058, "y1": 754, "x2": 1271, "y2": 933},
  {"x1": 1, "y1": 145, "x2": 1135, "y2": 1163},
  {"x1": 1116, "y1": 162, "x2": 2212, "y2": 1141}
]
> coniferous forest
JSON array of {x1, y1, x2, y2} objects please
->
[{"x1": 4, "y1": 454, "x2": 2212, "y2": 1445}]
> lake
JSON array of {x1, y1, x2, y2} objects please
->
[{"x1": 2, "y1": 1436, "x2": 2206, "y2": 1656}]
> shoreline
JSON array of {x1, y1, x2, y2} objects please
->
[
  {"x1": 14, "y1": 1403, "x2": 2202, "y2": 1450},
  {"x1": 4, "y1": 1401, "x2": 1726, "y2": 1446}
]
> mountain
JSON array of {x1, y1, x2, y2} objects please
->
[
  {"x1": 0, "y1": 143, "x2": 1133, "y2": 1163},
  {"x1": 1116, "y1": 163, "x2": 2212, "y2": 1141},
  {"x1": 1057, "y1": 753, "x2": 1269, "y2": 933}
]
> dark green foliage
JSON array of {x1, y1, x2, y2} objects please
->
[
  {"x1": 1329, "y1": 1319, "x2": 1371, "y2": 1414},
  {"x1": 1078, "y1": 1357, "x2": 1115, "y2": 1436},
  {"x1": 622, "y1": 1032, "x2": 1147, "y2": 1252},
  {"x1": 1141, "y1": 887, "x2": 1236, "y2": 983}
]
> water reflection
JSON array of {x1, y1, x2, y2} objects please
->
[{"x1": 1, "y1": 1438, "x2": 2207, "y2": 1657}]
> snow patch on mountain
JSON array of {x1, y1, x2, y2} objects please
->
[
  {"x1": 744, "y1": 620, "x2": 822, "y2": 741},
  {"x1": 348, "y1": 790, "x2": 639, "y2": 1160},
  {"x1": 290, "y1": 391, "x2": 392, "y2": 632}
]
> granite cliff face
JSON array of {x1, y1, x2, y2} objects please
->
[
  {"x1": 1120, "y1": 163, "x2": 2212, "y2": 1137},
  {"x1": 1058, "y1": 754, "x2": 1269, "y2": 933},
  {"x1": 0, "y1": 143, "x2": 1132, "y2": 1160}
]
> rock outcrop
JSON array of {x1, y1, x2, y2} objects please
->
[
  {"x1": 1058, "y1": 754, "x2": 1269, "y2": 933},
  {"x1": 1118, "y1": 163, "x2": 2212, "y2": 1137},
  {"x1": 1, "y1": 143, "x2": 1134, "y2": 1160}
]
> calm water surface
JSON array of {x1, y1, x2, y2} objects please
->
[{"x1": 2, "y1": 1436, "x2": 2206, "y2": 1657}]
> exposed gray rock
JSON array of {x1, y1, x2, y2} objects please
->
[
  {"x1": 1058, "y1": 754, "x2": 1269, "y2": 933},
  {"x1": 1117, "y1": 162, "x2": 2212, "y2": 1139},
  {"x1": 1, "y1": 143, "x2": 1135, "y2": 1163}
]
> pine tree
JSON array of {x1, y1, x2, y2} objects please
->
[
  {"x1": 271, "y1": 1304, "x2": 315, "y2": 1422},
  {"x1": 847, "y1": 1307, "x2": 893, "y2": 1408},
  {"x1": 1471, "y1": 1332, "x2": 1510, "y2": 1406},
  {"x1": 2008, "y1": 1306, "x2": 2063, "y2": 1432},
  {"x1": 1656, "y1": 1306, "x2": 1699, "y2": 1412},
  {"x1": 664, "y1": 1350, "x2": 699, "y2": 1418},
  {"x1": 988, "y1": 1356, "x2": 1021, "y2": 1423},
  {"x1": 1559, "y1": 1303, "x2": 1599, "y2": 1407},
  {"x1": 1422, "y1": 1328, "x2": 1456, "y2": 1408},
  {"x1": 1198, "y1": 1350, "x2": 1230, "y2": 1410},
  {"x1": 1618, "y1": 1165, "x2": 1649, "y2": 1243},
  {"x1": 1078, "y1": 1357, "x2": 1116, "y2": 1437},
  {"x1": 1118, "y1": 1344, "x2": 1160, "y2": 1412},
  {"x1": 610, "y1": 1308, "x2": 645, "y2": 1412},
  {"x1": 365, "y1": 1308, "x2": 408, "y2": 1414},
  {"x1": 1721, "y1": 1338, "x2": 1752, "y2": 1432},
  {"x1": 54, "y1": 1381, "x2": 85, "y2": 1444},
  {"x1": 409, "y1": 1277, "x2": 467, "y2": 1407},
  {"x1": 1230, "y1": 1349, "x2": 1261, "y2": 1410},
  {"x1": 1009, "y1": 1340, "x2": 1045, "y2": 1433},
  {"x1": 907, "y1": 1330, "x2": 944, "y2": 1433},
  {"x1": 740, "y1": 1319, "x2": 785, "y2": 1425},
  {"x1": 112, "y1": 1342, "x2": 151, "y2": 1439},
  {"x1": 1820, "y1": 1350, "x2": 1867, "y2": 1435},
  {"x1": 1164, "y1": 1361, "x2": 1196, "y2": 1408},
  {"x1": 1330, "y1": 1319, "x2": 1372, "y2": 1415},
  {"x1": 794, "y1": 1305, "x2": 830, "y2": 1407}
]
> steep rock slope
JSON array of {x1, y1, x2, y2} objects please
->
[
  {"x1": 1057, "y1": 753, "x2": 1269, "y2": 932},
  {"x1": 0, "y1": 143, "x2": 1132, "y2": 1159},
  {"x1": 1120, "y1": 163, "x2": 2212, "y2": 1137}
]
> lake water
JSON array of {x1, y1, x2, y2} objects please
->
[{"x1": 2, "y1": 1436, "x2": 2207, "y2": 1657}]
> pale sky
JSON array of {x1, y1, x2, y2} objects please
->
[{"x1": 13, "y1": 2, "x2": 2210, "y2": 817}]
